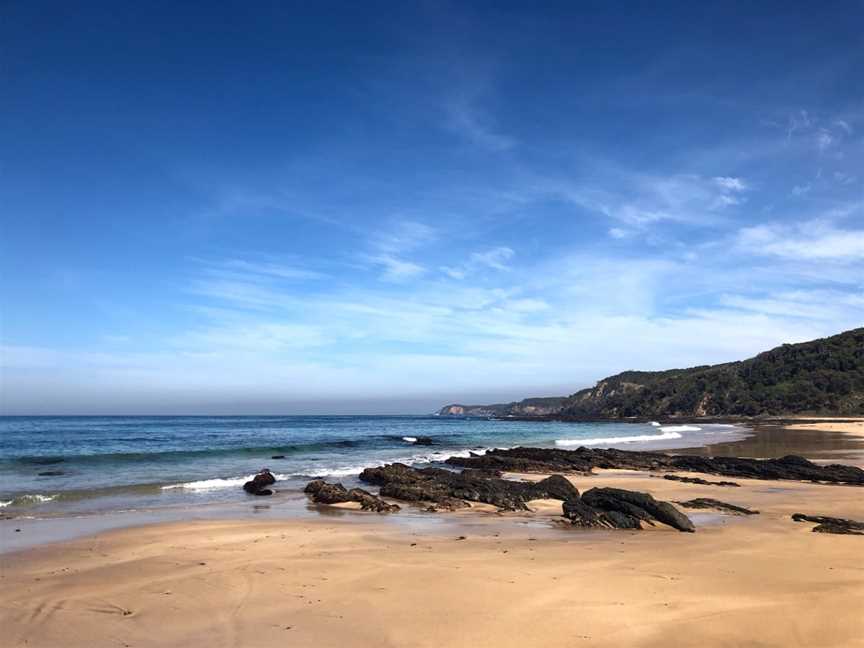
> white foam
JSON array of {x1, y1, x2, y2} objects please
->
[
  {"x1": 1, "y1": 494, "x2": 58, "y2": 506},
  {"x1": 298, "y1": 447, "x2": 501, "y2": 479},
  {"x1": 650, "y1": 421, "x2": 661, "y2": 427},
  {"x1": 162, "y1": 474, "x2": 290, "y2": 492},
  {"x1": 556, "y1": 431, "x2": 684, "y2": 447},
  {"x1": 658, "y1": 425, "x2": 702, "y2": 433},
  {"x1": 402, "y1": 436, "x2": 418, "y2": 443}
]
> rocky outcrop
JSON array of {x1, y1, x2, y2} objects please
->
[
  {"x1": 358, "y1": 464, "x2": 579, "y2": 511},
  {"x1": 355, "y1": 463, "x2": 693, "y2": 532},
  {"x1": 791, "y1": 513, "x2": 864, "y2": 535},
  {"x1": 304, "y1": 480, "x2": 400, "y2": 513},
  {"x1": 561, "y1": 487, "x2": 694, "y2": 532},
  {"x1": 662, "y1": 474, "x2": 740, "y2": 487},
  {"x1": 447, "y1": 447, "x2": 864, "y2": 485},
  {"x1": 676, "y1": 498, "x2": 758, "y2": 515},
  {"x1": 243, "y1": 469, "x2": 276, "y2": 496}
]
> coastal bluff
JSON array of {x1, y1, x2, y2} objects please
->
[{"x1": 439, "y1": 327, "x2": 864, "y2": 419}]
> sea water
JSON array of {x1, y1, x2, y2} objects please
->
[{"x1": 0, "y1": 415, "x2": 747, "y2": 517}]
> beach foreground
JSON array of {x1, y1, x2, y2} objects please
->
[{"x1": 2, "y1": 466, "x2": 863, "y2": 648}]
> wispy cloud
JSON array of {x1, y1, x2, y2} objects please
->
[
  {"x1": 365, "y1": 220, "x2": 436, "y2": 281},
  {"x1": 441, "y1": 246, "x2": 514, "y2": 279},
  {"x1": 445, "y1": 92, "x2": 515, "y2": 152},
  {"x1": 737, "y1": 218, "x2": 864, "y2": 261},
  {"x1": 548, "y1": 172, "x2": 749, "y2": 227}
]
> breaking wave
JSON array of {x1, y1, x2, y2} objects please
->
[
  {"x1": 555, "y1": 430, "x2": 685, "y2": 447},
  {"x1": 0, "y1": 494, "x2": 58, "y2": 507}
]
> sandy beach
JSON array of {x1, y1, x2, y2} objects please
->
[{"x1": 2, "y1": 439, "x2": 863, "y2": 648}]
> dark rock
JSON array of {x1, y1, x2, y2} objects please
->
[
  {"x1": 676, "y1": 498, "x2": 759, "y2": 515},
  {"x1": 414, "y1": 436, "x2": 435, "y2": 445},
  {"x1": 561, "y1": 487, "x2": 694, "y2": 532},
  {"x1": 663, "y1": 474, "x2": 740, "y2": 487},
  {"x1": 791, "y1": 513, "x2": 864, "y2": 535},
  {"x1": 581, "y1": 488, "x2": 695, "y2": 532},
  {"x1": 304, "y1": 479, "x2": 400, "y2": 513},
  {"x1": 359, "y1": 463, "x2": 581, "y2": 511},
  {"x1": 37, "y1": 470, "x2": 65, "y2": 477},
  {"x1": 447, "y1": 447, "x2": 864, "y2": 486},
  {"x1": 271, "y1": 455, "x2": 286, "y2": 459},
  {"x1": 531, "y1": 474, "x2": 581, "y2": 502},
  {"x1": 243, "y1": 469, "x2": 276, "y2": 496}
]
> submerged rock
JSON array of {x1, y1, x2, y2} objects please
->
[
  {"x1": 447, "y1": 447, "x2": 864, "y2": 486},
  {"x1": 304, "y1": 479, "x2": 400, "y2": 513},
  {"x1": 676, "y1": 498, "x2": 759, "y2": 515},
  {"x1": 243, "y1": 469, "x2": 276, "y2": 496},
  {"x1": 791, "y1": 513, "x2": 864, "y2": 535}
]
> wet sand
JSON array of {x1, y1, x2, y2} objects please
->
[{"x1": 671, "y1": 418, "x2": 864, "y2": 460}]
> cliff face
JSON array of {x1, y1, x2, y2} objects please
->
[{"x1": 439, "y1": 327, "x2": 864, "y2": 419}]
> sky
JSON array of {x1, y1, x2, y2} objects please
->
[{"x1": 1, "y1": 1, "x2": 862, "y2": 415}]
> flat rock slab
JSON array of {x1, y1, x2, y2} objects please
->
[
  {"x1": 676, "y1": 498, "x2": 759, "y2": 515},
  {"x1": 663, "y1": 474, "x2": 740, "y2": 487},
  {"x1": 448, "y1": 447, "x2": 864, "y2": 485},
  {"x1": 791, "y1": 513, "x2": 864, "y2": 535}
]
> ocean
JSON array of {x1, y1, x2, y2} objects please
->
[{"x1": 0, "y1": 415, "x2": 747, "y2": 518}]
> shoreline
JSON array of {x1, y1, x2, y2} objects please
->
[
  {"x1": 2, "y1": 419, "x2": 863, "y2": 554},
  {"x1": 3, "y1": 462, "x2": 863, "y2": 647}
]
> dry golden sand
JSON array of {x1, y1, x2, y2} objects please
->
[
  {"x1": 784, "y1": 418, "x2": 864, "y2": 439},
  {"x1": 2, "y1": 469, "x2": 863, "y2": 648}
]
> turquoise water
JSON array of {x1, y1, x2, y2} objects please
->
[{"x1": 0, "y1": 416, "x2": 745, "y2": 516}]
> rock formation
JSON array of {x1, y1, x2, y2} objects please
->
[
  {"x1": 304, "y1": 480, "x2": 400, "y2": 513},
  {"x1": 447, "y1": 447, "x2": 864, "y2": 485},
  {"x1": 242, "y1": 469, "x2": 276, "y2": 496},
  {"x1": 791, "y1": 513, "x2": 864, "y2": 535},
  {"x1": 675, "y1": 498, "x2": 759, "y2": 515}
]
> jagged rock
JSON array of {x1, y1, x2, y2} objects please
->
[
  {"x1": 676, "y1": 498, "x2": 758, "y2": 515},
  {"x1": 359, "y1": 463, "x2": 581, "y2": 511},
  {"x1": 581, "y1": 488, "x2": 695, "y2": 532},
  {"x1": 561, "y1": 487, "x2": 694, "y2": 532},
  {"x1": 791, "y1": 513, "x2": 864, "y2": 535},
  {"x1": 663, "y1": 474, "x2": 740, "y2": 487},
  {"x1": 304, "y1": 479, "x2": 400, "y2": 513},
  {"x1": 243, "y1": 469, "x2": 276, "y2": 496},
  {"x1": 447, "y1": 447, "x2": 864, "y2": 485}
]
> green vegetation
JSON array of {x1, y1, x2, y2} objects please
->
[{"x1": 562, "y1": 327, "x2": 864, "y2": 417}]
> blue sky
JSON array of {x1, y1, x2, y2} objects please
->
[{"x1": 1, "y1": 1, "x2": 862, "y2": 414}]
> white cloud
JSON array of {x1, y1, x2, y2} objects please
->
[
  {"x1": 737, "y1": 220, "x2": 864, "y2": 261},
  {"x1": 834, "y1": 119, "x2": 852, "y2": 134},
  {"x1": 555, "y1": 172, "x2": 749, "y2": 227},
  {"x1": 222, "y1": 259, "x2": 325, "y2": 280},
  {"x1": 713, "y1": 176, "x2": 747, "y2": 191},
  {"x1": 441, "y1": 246, "x2": 514, "y2": 279},
  {"x1": 368, "y1": 254, "x2": 426, "y2": 281},
  {"x1": 608, "y1": 227, "x2": 630, "y2": 239},
  {"x1": 470, "y1": 246, "x2": 514, "y2": 270},
  {"x1": 791, "y1": 183, "x2": 811, "y2": 197}
]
